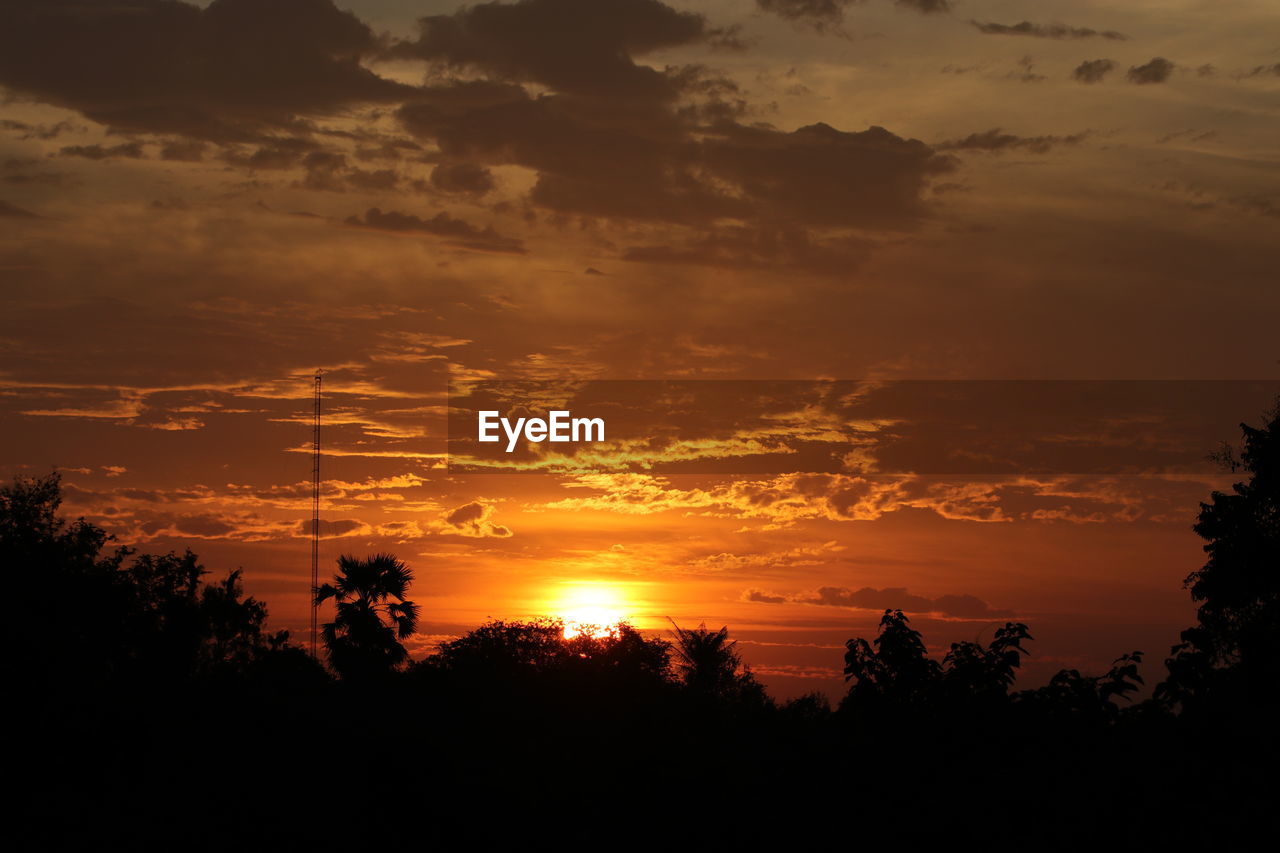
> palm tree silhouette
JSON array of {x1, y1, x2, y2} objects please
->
[
  {"x1": 668, "y1": 618, "x2": 746, "y2": 696},
  {"x1": 314, "y1": 553, "x2": 419, "y2": 680}
]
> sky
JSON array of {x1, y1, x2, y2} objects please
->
[{"x1": 1, "y1": 0, "x2": 1278, "y2": 699}]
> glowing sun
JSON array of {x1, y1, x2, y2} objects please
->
[{"x1": 552, "y1": 582, "x2": 630, "y2": 639}]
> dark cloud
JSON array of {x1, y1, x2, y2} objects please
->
[
  {"x1": 896, "y1": 0, "x2": 950, "y2": 13},
  {"x1": 174, "y1": 515, "x2": 236, "y2": 537},
  {"x1": 1128, "y1": 57, "x2": 1175, "y2": 84},
  {"x1": 1, "y1": 160, "x2": 72, "y2": 187},
  {"x1": 159, "y1": 139, "x2": 207, "y2": 161},
  {"x1": 742, "y1": 588, "x2": 788, "y2": 604},
  {"x1": 445, "y1": 502, "x2": 486, "y2": 526},
  {"x1": 344, "y1": 207, "x2": 525, "y2": 253},
  {"x1": 1244, "y1": 63, "x2": 1280, "y2": 78},
  {"x1": 756, "y1": 0, "x2": 847, "y2": 31},
  {"x1": 0, "y1": 0, "x2": 414, "y2": 141},
  {"x1": 937, "y1": 129, "x2": 1089, "y2": 154},
  {"x1": 398, "y1": 75, "x2": 949, "y2": 230},
  {"x1": 1073, "y1": 59, "x2": 1116, "y2": 84},
  {"x1": 440, "y1": 501, "x2": 513, "y2": 538},
  {"x1": 1, "y1": 118, "x2": 80, "y2": 140},
  {"x1": 3, "y1": 0, "x2": 956, "y2": 270},
  {"x1": 59, "y1": 142, "x2": 146, "y2": 160},
  {"x1": 399, "y1": 86, "x2": 738, "y2": 223},
  {"x1": 698, "y1": 122, "x2": 951, "y2": 229},
  {"x1": 758, "y1": 0, "x2": 948, "y2": 31},
  {"x1": 749, "y1": 585, "x2": 1014, "y2": 618},
  {"x1": 342, "y1": 167, "x2": 399, "y2": 192},
  {"x1": 218, "y1": 144, "x2": 404, "y2": 192},
  {"x1": 390, "y1": 0, "x2": 715, "y2": 101},
  {"x1": 1008, "y1": 56, "x2": 1047, "y2": 83},
  {"x1": 970, "y1": 21, "x2": 1127, "y2": 40},
  {"x1": 221, "y1": 142, "x2": 312, "y2": 170},
  {"x1": 430, "y1": 162, "x2": 495, "y2": 195},
  {"x1": 0, "y1": 199, "x2": 38, "y2": 218},
  {"x1": 293, "y1": 518, "x2": 367, "y2": 539},
  {"x1": 806, "y1": 586, "x2": 1013, "y2": 618}
]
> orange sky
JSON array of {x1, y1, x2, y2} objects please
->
[{"x1": 2, "y1": 0, "x2": 1278, "y2": 699}]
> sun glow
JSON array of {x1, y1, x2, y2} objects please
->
[{"x1": 553, "y1": 582, "x2": 630, "y2": 639}]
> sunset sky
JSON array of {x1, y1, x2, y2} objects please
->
[{"x1": 2, "y1": 0, "x2": 1278, "y2": 699}]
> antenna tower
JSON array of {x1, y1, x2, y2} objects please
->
[{"x1": 310, "y1": 370, "x2": 322, "y2": 659}]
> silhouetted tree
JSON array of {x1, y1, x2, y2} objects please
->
[
  {"x1": 940, "y1": 621, "x2": 1033, "y2": 703},
  {"x1": 668, "y1": 619, "x2": 768, "y2": 705},
  {"x1": 428, "y1": 618, "x2": 567, "y2": 677},
  {"x1": 197, "y1": 569, "x2": 298, "y2": 675},
  {"x1": 1021, "y1": 652, "x2": 1145, "y2": 723},
  {"x1": 315, "y1": 552, "x2": 419, "y2": 680},
  {"x1": 427, "y1": 617, "x2": 671, "y2": 684},
  {"x1": 567, "y1": 622, "x2": 671, "y2": 682},
  {"x1": 1159, "y1": 400, "x2": 1280, "y2": 707},
  {"x1": 842, "y1": 609, "x2": 940, "y2": 713},
  {"x1": 843, "y1": 611, "x2": 1041, "y2": 720},
  {"x1": 1, "y1": 473, "x2": 308, "y2": 687},
  {"x1": 1, "y1": 473, "x2": 125, "y2": 686}
]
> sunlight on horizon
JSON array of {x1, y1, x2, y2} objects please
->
[{"x1": 550, "y1": 581, "x2": 631, "y2": 639}]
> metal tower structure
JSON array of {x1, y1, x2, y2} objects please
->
[{"x1": 310, "y1": 370, "x2": 322, "y2": 659}]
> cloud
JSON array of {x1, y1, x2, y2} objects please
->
[
  {"x1": 1243, "y1": 63, "x2": 1280, "y2": 78},
  {"x1": 59, "y1": 142, "x2": 147, "y2": 160},
  {"x1": 0, "y1": 0, "x2": 414, "y2": 141},
  {"x1": 0, "y1": 199, "x2": 38, "y2": 218},
  {"x1": 393, "y1": 3, "x2": 950, "y2": 235},
  {"x1": 344, "y1": 207, "x2": 525, "y2": 253},
  {"x1": 1, "y1": 118, "x2": 81, "y2": 140},
  {"x1": 114, "y1": 509, "x2": 310, "y2": 543},
  {"x1": 430, "y1": 162, "x2": 495, "y2": 195},
  {"x1": 697, "y1": 122, "x2": 952, "y2": 229},
  {"x1": 440, "y1": 501, "x2": 513, "y2": 538},
  {"x1": 896, "y1": 0, "x2": 950, "y2": 13},
  {"x1": 758, "y1": 0, "x2": 949, "y2": 33},
  {"x1": 159, "y1": 139, "x2": 207, "y2": 161},
  {"x1": 1128, "y1": 57, "x2": 1175, "y2": 84},
  {"x1": 756, "y1": 0, "x2": 847, "y2": 31},
  {"x1": 1073, "y1": 59, "x2": 1116, "y2": 84},
  {"x1": 694, "y1": 541, "x2": 845, "y2": 574},
  {"x1": 305, "y1": 518, "x2": 370, "y2": 539},
  {"x1": 970, "y1": 21, "x2": 1127, "y2": 40},
  {"x1": 137, "y1": 416, "x2": 205, "y2": 431},
  {"x1": 742, "y1": 588, "x2": 788, "y2": 604},
  {"x1": 399, "y1": 86, "x2": 949, "y2": 229},
  {"x1": 937, "y1": 129, "x2": 1089, "y2": 155},
  {"x1": 389, "y1": 0, "x2": 715, "y2": 101},
  {"x1": 747, "y1": 585, "x2": 1015, "y2": 618}
]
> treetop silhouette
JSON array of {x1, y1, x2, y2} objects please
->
[{"x1": 315, "y1": 552, "x2": 420, "y2": 680}]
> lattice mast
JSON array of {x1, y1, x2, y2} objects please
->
[{"x1": 310, "y1": 370, "x2": 322, "y2": 659}]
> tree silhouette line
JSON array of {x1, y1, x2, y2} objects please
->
[{"x1": 5, "y1": 400, "x2": 1279, "y2": 847}]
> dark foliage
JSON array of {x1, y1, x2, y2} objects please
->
[
  {"x1": 1158, "y1": 403, "x2": 1280, "y2": 710},
  {"x1": 315, "y1": 552, "x2": 419, "y2": 680}
]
